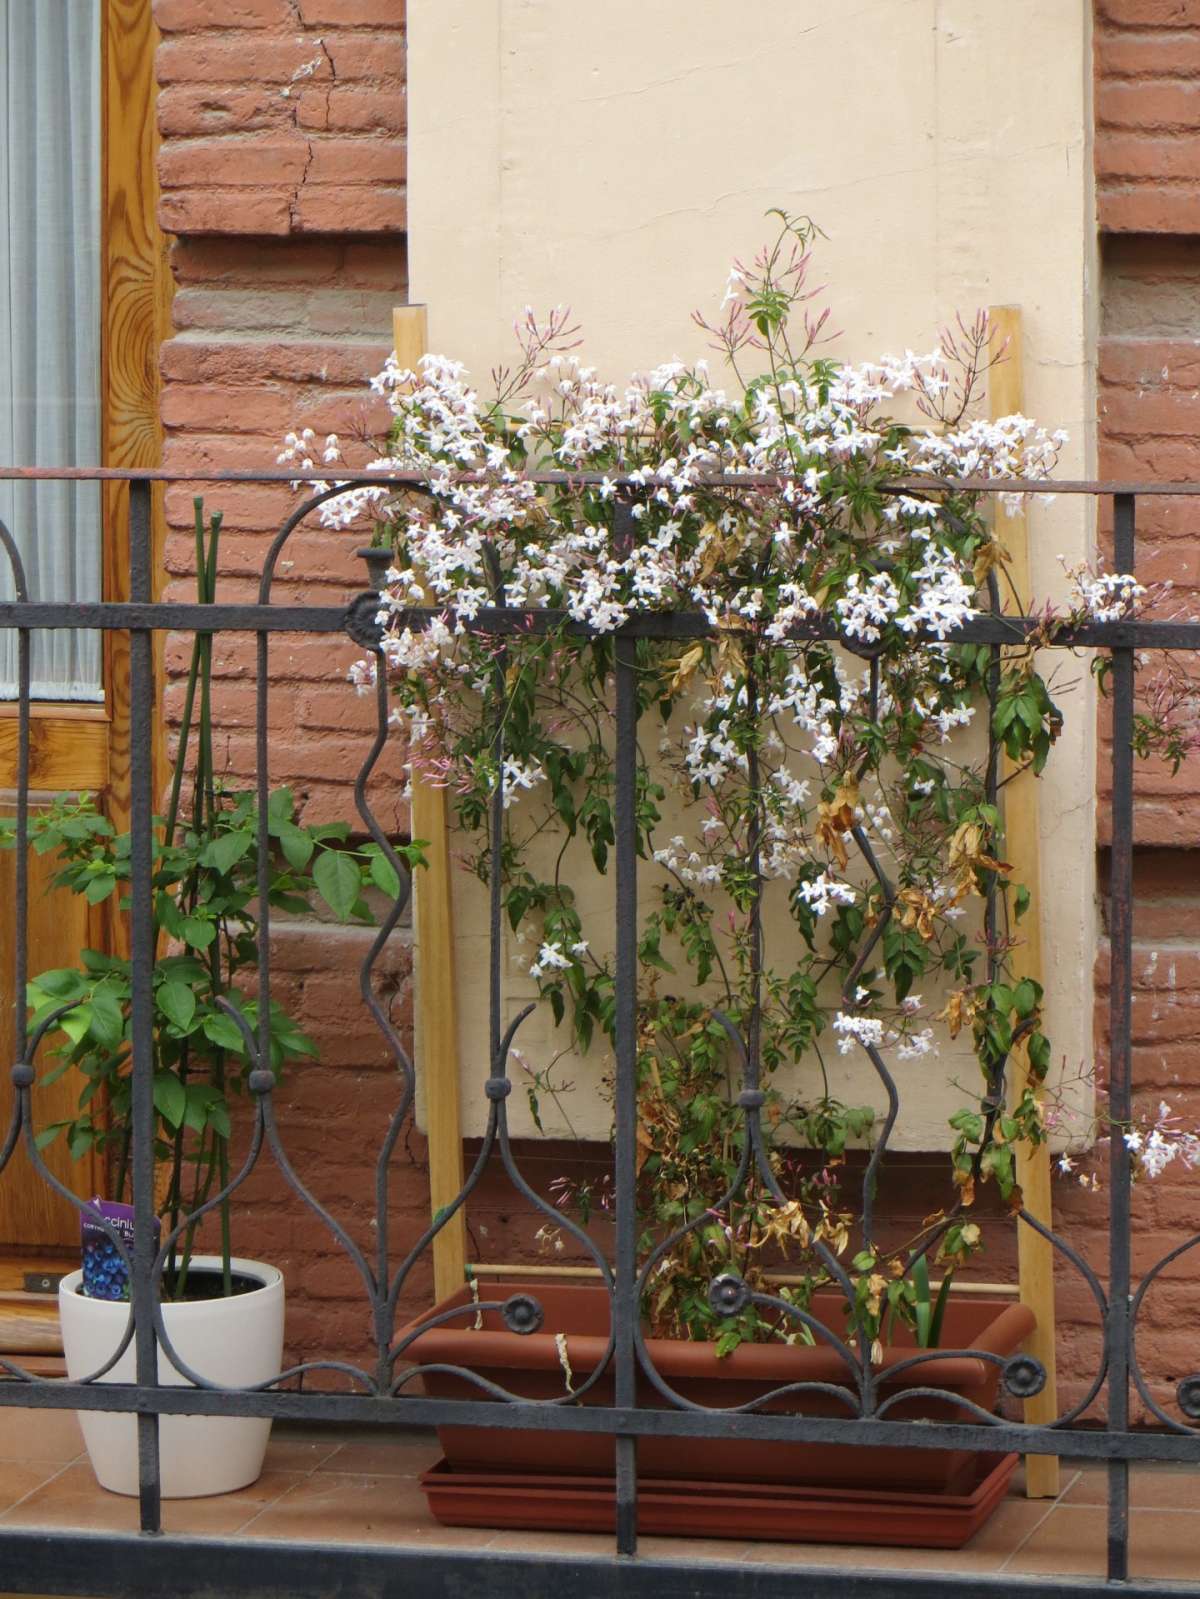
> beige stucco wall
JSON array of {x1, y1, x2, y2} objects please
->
[{"x1": 407, "y1": 0, "x2": 1098, "y2": 1147}]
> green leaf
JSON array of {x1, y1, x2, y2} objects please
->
[
  {"x1": 930, "y1": 1269, "x2": 955, "y2": 1348},
  {"x1": 84, "y1": 872, "x2": 118, "y2": 905},
  {"x1": 153, "y1": 1073, "x2": 187, "y2": 1131},
  {"x1": 181, "y1": 916, "x2": 216, "y2": 951},
  {"x1": 87, "y1": 987, "x2": 126, "y2": 1050},
  {"x1": 1027, "y1": 1032, "x2": 1052, "y2": 1074},
  {"x1": 158, "y1": 980, "x2": 197, "y2": 1033},
  {"x1": 80, "y1": 948, "x2": 128, "y2": 978},
  {"x1": 313, "y1": 848, "x2": 361, "y2": 922},
  {"x1": 60, "y1": 1006, "x2": 92, "y2": 1046},
  {"x1": 156, "y1": 891, "x2": 186, "y2": 937},
  {"x1": 202, "y1": 1011, "x2": 249, "y2": 1053},
  {"x1": 31, "y1": 968, "x2": 88, "y2": 999},
  {"x1": 67, "y1": 1122, "x2": 94, "y2": 1160},
  {"x1": 367, "y1": 848, "x2": 401, "y2": 899},
  {"x1": 267, "y1": 787, "x2": 295, "y2": 828},
  {"x1": 1013, "y1": 978, "x2": 1039, "y2": 1018},
  {"x1": 202, "y1": 831, "x2": 253, "y2": 874},
  {"x1": 277, "y1": 821, "x2": 314, "y2": 871}
]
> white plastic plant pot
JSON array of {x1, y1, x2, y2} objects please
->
[{"x1": 59, "y1": 1254, "x2": 284, "y2": 1499}]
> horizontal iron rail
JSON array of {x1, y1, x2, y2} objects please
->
[
  {"x1": 3, "y1": 463, "x2": 1200, "y2": 494},
  {"x1": 1, "y1": 1381, "x2": 1198, "y2": 1464},
  {"x1": 1, "y1": 600, "x2": 1199, "y2": 653},
  {"x1": 5, "y1": 1528, "x2": 1189, "y2": 1599}
]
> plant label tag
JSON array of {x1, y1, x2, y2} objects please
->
[{"x1": 80, "y1": 1199, "x2": 158, "y2": 1301}]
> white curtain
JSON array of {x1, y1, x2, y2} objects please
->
[{"x1": 0, "y1": 0, "x2": 102, "y2": 700}]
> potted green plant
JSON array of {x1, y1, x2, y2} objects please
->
[
  {"x1": 287, "y1": 216, "x2": 1171, "y2": 1541},
  {"x1": 10, "y1": 501, "x2": 412, "y2": 1498}
]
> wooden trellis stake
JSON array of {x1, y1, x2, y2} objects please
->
[
  {"x1": 990, "y1": 305, "x2": 1060, "y2": 1498},
  {"x1": 393, "y1": 305, "x2": 468, "y2": 1304}
]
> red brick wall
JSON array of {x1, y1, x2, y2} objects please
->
[
  {"x1": 1093, "y1": 0, "x2": 1200, "y2": 1425},
  {"x1": 1096, "y1": 0, "x2": 1200, "y2": 232},
  {"x1": 155, "y1": 0, "x2": 405, "y2": 236},
  {"x1": 152, "y1": 0, "x2": 427, "y2": 1368},
  {"x1": 152, "y1": 0, "x2": 606, "y2": 1377}
]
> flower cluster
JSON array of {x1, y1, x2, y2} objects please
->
[
  {"x1": 287, "y1": 214, "x2": 1181, "y2": 1351},
  {"x1": 1126, "y1": 1102, "x2": 1200, "y2": 1181}
]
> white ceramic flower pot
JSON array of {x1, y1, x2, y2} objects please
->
[{"x1": 59, "y1": 1254, "x2": 284, "y2": 1499}]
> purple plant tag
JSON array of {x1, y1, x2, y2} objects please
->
[{"x1": 80, "y1": 1200, "x2": 158, "y2": 1301}]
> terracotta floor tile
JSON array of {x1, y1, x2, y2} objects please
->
[
  {"x1": 261, "y1": 1435, "x2": 343, "y2": 1474},
  {"x1": 317, "y1": 1437, "x2": 441, "y2": 1477},
  {"x1": 744, "y1": 1497, "x2": 1055, "y2": 1571},
  {"x1": 483, "y1": 1528, "x2": 615, "y2": 1556},
  {"x1": 638, "y1": 1536, "x2": 753, "y2": 1563},
  {"x1": 0, "y1": 1464, "x2": 138, "y2": 1534},
  {"x1": 160, "y1": 1470, "x2": 309, "y2": 1537},
  {"x1": 0, "y1": 1459, "x2": 61, "y2": 1514},
  {"x1": 1006, "y1": 1505, "x2": 1200, "y2": 1580},
  {"x1": 0, "y1": 1408, "x2": 84, "y2": 1464},
  {"x1": 6, "y1": 1433, "x2": 1198, "y2": 1569},
  {"x1": 0, "y1": 1463, "x2": 306, "y2": 1538},
  {"x1": 242, "y1": 1472, "x2": 495, "y2": 1547},
  {"x1": 1062, "y1": 1462, "x2": 1200, "y2": 1512}
]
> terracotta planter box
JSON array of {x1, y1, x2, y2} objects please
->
[
  {"x1": 401, "y1": 1280, "x2": 1034, "y2": 1496},
  {"x1": 420, "y1": 1451, "x2": 1019, "y2": 1548}
]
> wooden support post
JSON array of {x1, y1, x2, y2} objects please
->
[
  {"x1": 990, "y1": 305, "x2": 1060, "y2": 1498},
  {"x1": 393, "y1": 305, "x2": 468, "y2": 1304}
]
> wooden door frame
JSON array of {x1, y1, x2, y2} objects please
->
[
  {"x1": 101, "y1": 0, "x2": 171, "y2": 832},
  {"x1": 0, "y1": 2, "x2": 168, "y2": 800},
  {"x1": 0, "y1": 2, "x2": 168, "y2": 1259}
]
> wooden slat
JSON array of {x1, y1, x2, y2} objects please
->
[
  {"x1": 0, "y1": 707, "x2": 109, "y2": 791},
  {"x1": 101, "y1": 0, "x2": 170, "y2": 843},
  {"x1": 0, "y1": 809, "x2": 101, "y2": 1251},
  {"x1": 0, "y1": 1294, "x2": 62, "y2": 1355},
  {"x1": 0, "y1": 1256, "x2": 72, "y2": 1293},
  {"x1": 990, "y1": 305, "x2": 1059, "y2": 1499},
  {"x1": 393, "y1": 305, "x2": 468, "y2": 1303}
]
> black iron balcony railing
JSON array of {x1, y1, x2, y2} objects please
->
[{"x1": 0, "y1": 468, "x2": 1194, "y2": 1599}]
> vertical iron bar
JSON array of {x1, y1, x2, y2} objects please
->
[
  {"x1": 256, "y1": 624, "x2": 272, "y2": 1074},
  {"x1": 1107, "y1": 491, "x2": 1136, "y2": 1582},
  {"x1": 14, "y1": 619, "x2": 28, "y2": 1064},
  {"x1": 128, "y1": 480, "x2": 162, "y2": 1533},
  {"x1": 744, "y1": 650, "x2": 763, "y2": 1080},
  {"x1": 612, "y1": 503, "x2": 639, "y2": 1556},
  {"x1": 484, "y1": 542, "x2": 506, "y2": 1079}
]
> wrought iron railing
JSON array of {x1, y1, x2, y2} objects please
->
[{"x1": 0, "y1": 468, "x2": 1195, "y2": 1598}]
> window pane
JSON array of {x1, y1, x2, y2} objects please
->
[{"x1": 0, "y1": 0, "x2": 102, "y2": 701}]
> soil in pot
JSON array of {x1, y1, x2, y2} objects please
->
[
  {"x1": 59, "y1": 1254, "x2": 285, "y2": 1499},
  {"x1": 399, "y1": 1279, "x2": 1034, "y2": 1495}
]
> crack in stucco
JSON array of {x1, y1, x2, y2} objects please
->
[
  {"x1": 318, "y1": 34, "x2": 336, "y2": 132},
  {"x1": 281, "y1": 35, "x2": 336, "y2": 230},
  {"x1": 290, "y1": 137, "x2": 315, "y2": 231}
]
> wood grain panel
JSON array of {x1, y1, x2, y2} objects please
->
[
  {"x1": 395, "y1": 306, "x2": 469, "y2": 1303},
  {"x1": 101, "y1": 0, "x2": 171, "y2": 844},
  {"x1": 0, "y1": 708, "x2": 109, "y2": 791},
  {"x1": 0, "y1": 4, "x2": 163, "y2": 1263},
  {"x1": 990, "y1": 307, "x2": 1059, "y2": 1499},
  {"x1": 0, "y1": 804, "x2": 103, "y2": 1251},
  {"x1": 0, "y1": 1293, "x2": 62, "y2": 1354}
]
